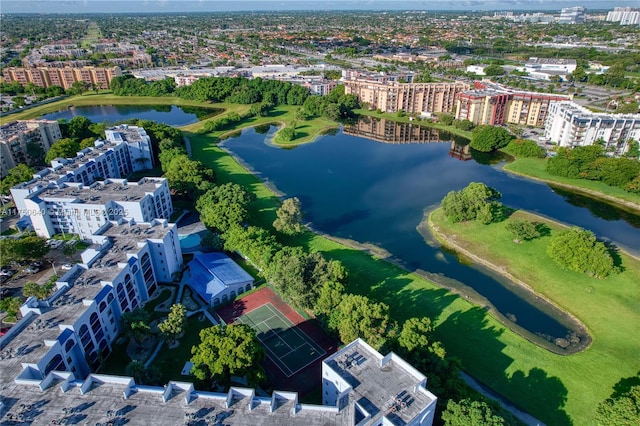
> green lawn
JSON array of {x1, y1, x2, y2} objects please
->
[
  {"x1": 428, "y1": 208, "x2": 640, "y2": 425},
  {"x1": 503, "y1": 157, "x2": 640, "y2": 208},
  {"x1": 188, "y1": 124, "x2": 639, "y2": 425}
]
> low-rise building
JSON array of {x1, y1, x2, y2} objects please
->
[
  {"x1": 188, "y1": 252, "x2": 254, "y2": 306},
  {"x1": 544, "y1": 101, "x2": 640, "y2": 155},
  {"x1": 524, "y1": 57, "x2": 577, "y2": 81},
  {"x1": 0, "y1": 120, "x2": 62, "y2": 178}
]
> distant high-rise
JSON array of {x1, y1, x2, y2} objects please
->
[
  {"x1": 606, "y1": 7, "x2": 640, "y2": 25},
  {"x1": 558, "y1": 6, "x2": 587, "y2": 24}
]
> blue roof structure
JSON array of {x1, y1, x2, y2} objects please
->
[{"x1": 188, "y1": 252, "x2": 253, "y2": 303}]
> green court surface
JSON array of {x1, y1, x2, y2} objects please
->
[{"x1": 236, "y1": 303, "x2": 325, "y2": 377}]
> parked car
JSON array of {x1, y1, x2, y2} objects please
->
[
  {"x1": 23, "y1": 267, "x2": 39, "y2": 274},
  {"x1": 60, "y1": 263, "x2": 73, "y2": 271},
  {"x1": 0, "y1": 268, "x2": 14, "y2": 277}
]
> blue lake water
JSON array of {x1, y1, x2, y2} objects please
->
[
  {"x1": 42, "y1": 104, "x2": 209, "y2": 126},
  {"x1": 220, "y1": 123, "x2": 640, "y2": 345}
]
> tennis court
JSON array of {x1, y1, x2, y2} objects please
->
[{"x1": 236, "y1": 303, "x2": 326, "y2": 377}]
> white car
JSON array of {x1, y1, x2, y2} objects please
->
[{"x1": 60, "y1": 263, "x2": 73, "y2": 270}]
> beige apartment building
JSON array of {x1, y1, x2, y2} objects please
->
[
  {"x1": 2, "y1": 66, "x2": 122, "y2": 90},
  {"x1": 344, "y1": 79, "x2": 470, "y2": 114},
  {"x1": 0, "y1": 120, "x2": 62, "y2": 178},
  {"x1": 455, "y1": 82, "x2": 570, "y2": 126}
]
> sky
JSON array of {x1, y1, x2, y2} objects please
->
[{"x1": 1, "y1": 0, "x2": 638, "y2": 14}]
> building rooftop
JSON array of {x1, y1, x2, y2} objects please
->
[
  {"x1": 324, "y1": 339, "x2": 437, "y2": 426},
  {"x1": 32, "y1": 177, "x2": 166, "y2": 204},
  {"x1": 188, "y1": 252, "x2": 254, "y2": 301},
  {"x1": 0, "y1": 120, "x2": 57, "y2": 141}
]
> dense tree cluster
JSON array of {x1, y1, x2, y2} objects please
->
[
  {"x1": 470, "y1": 126, "x2": 514, "y2": 152},
  {"x1": 547, "y1": 145, "x2": 640, "y2": 193},
  {"x1": 547, "y1": 227, "x2": 617, "y2": 279},
  {"x1": 442, "y1": 182, "x2": 502, "y2": 224},
  {"x1": 0, "y1": 235, "x2": 48, "y2": 264},
  {"x1": 190, "y1": 324, "x2": 265, "y2": 387},
  {"x1": 595, "y1": 376, "x2": 640, "y2": 426},
  {"x1": 505, "y1": 139, "x2": 546, "y2": 158},
  {"x1": 441, "y1": 399, "x2": 514, "y2": 426},
  {"x1": 158, "y1": 138, "x2": 215, "y2": 199},
  {"x1": 196, "y1": 183, "x2": 254, "y2": 233},
  {"x1": 0, "y1": 164, "x2": 35, "y2": 194},
  {"x1": 111, "y1": 75, "x2": 310, "y2": 107},
  {"x1": 299, "y1": 84, "x2": 359, "y2": 121}
]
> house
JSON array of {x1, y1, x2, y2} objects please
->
[{"x1": 188, "y1": 252, "x2": 254, "y2": 306}]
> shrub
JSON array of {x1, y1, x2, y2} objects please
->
[
  {"x1": 505, "y1": 139, "x2": 546, "y2": 158},
  {"x1": 546, "y1": 227, "x2": 617, "y2": 278}
]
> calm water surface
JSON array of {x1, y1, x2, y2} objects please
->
[
  {"x1": 42, "y1": 104, "x2": 212, "y2": 126},
  {"x1": 221, "y1": 123, "x2": 640, "y2": 344}
]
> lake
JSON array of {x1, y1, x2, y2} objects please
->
[
  {"x1": 220, "y1": 119, "x2": 640, "y2": 350},
  {"x1": 40, "y1": 104, "x2": 640, "y2": 351},
  {"x1": 41, "y1": 104, "x2": 218, "y2": 126}
]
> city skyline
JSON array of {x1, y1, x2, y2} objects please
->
[{"x1": 2, "y1": 0, "x2": 639, "y2": 14}]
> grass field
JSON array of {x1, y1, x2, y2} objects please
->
[
  {"x1": 503, "y1": 157, "x2": 640, "y2": 208},
  {"x1": 188, "y1": 125, "x2": 639, "y2": 425}
]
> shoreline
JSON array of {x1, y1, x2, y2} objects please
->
[{"x1": 425, "y1": 209, "x2": 593, "y2": 355}]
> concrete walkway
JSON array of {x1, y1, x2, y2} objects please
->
[{"x1": 460, "y1": 371, "x2": 546, "y2": 426}]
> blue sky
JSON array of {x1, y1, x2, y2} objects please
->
[{"x1": 1, "y1": 1, "x2": 638, "y2": 13}]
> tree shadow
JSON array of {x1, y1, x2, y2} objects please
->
[
  {"x1": 534, "y1": 222, "x2": 552, "y2": 238},
  {"x1": 492, "y1": 203, "x2": 516, "y2": 223},
  {"x1": 609, "y1": 371, "x2": 640, "y2": 399},
  {"x1": 508, "y1": 367, "x2": 572, "y2": 426},
  {"x1": 604, "y1": 241, "x2": 626, "y2": 273}
]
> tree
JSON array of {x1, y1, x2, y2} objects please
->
[
  {"x1": 67, "y1": 116, "x2": 94, "y2": 140},
  {"x1": 438, "y1": 114, "x2": 455, "y2": 126},
  {"x1": 470, "y1": 126, "x2": 514, "y2": 152},
  {"x1": 0, "y1": 236, "x2": 49, "y2": 264},
  {"x1": 121, "y1": 308, "x2": 152, "y2": 345},
  {"x1": 441, "y1": 399, "x2": 509, "y2": 426},
  {"x1": 158, "y1": 304, "x2": 187, "y2": 345},
  {"x1": 1, "y1": 164, "x2": 35, "y2": 194},
  {"x1": 0, "y1": 297, "x2": 22, "y2": 320},
  {"x1": 328, "y1": 294, "x2": 393, "y2": 350},
  {"x1": 164, "y1": 155, "x2": 215, "y2": 197},
  {"x1": 315, "y1": 281, "x2": 345, "y2": 316},
  {"x1": 595, "y1": 382, "x2": 640, "y2": 426},
  {"x1": 505, "y1": 139, "x2": 545, "y2": 158},
  {"x1": 273, "y1": 197, "x2": 304, "y2": 235},
  {"x1": 196, "y1": 183, "x2": 255, "y2": 233},
  {"x1": 441, "y1": 182, "x2": 502, "y2": 224},
  {"x1": 45, "y1": 138, "x2": 81, "y2": 163},
  {"x1": 125, "y1": 360, "x2": 162, "y2": 386},
  {"x1": 26, "y1": 142, "x2": 46, "y2": 165},
  {"x1": 23, "y1": 281, "x2": 55, "y2": 300},
  {"x1": 275, "y1": 126, "x2": 296, "y2": 143},
  {"x1": 547, "y1": 227, "x2": 616, "y2": 278},
  {"x1": 398, "y1": 317, "x2": 436, "y2": 353},
  {"x1": 506, "y1": 219, "x2": 540, "y2": 243},
  {"x1": 190, "y1": 324, "x2": 264, "y2": 385}
]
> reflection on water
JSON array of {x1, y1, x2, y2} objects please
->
[{"x1": 344, "y1": 116, "x2": 468, "y2": 144}]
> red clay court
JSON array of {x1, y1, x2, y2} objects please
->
[{"x1": 216, "y1": 286, "x2": 337, "y2": 399}]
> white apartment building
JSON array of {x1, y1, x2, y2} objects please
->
[
  {"x1": 606, "y1": 7, "x2": 640, "y2": 25},
  {"x1": 0, "y1": 119, "x2": 62, "y2": 178},
  {"x1": 23, "y1": 177, "x2": 172, "y2": 239},
  {"x1": 544, "y1": 101, "x2": 640, "y2": 155},
  {"x1": 0, "y1": 218, "x2": 182, "y2": 385},
  {"x1": 104, "y1": 125, "x2": 154, "y2": 172},
  {"x1": 11, "y1": 125, "x2": 154, "y2": 215},
  {"x1": 558, "y1": 6, "x2": 586, "y2": 24}
]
